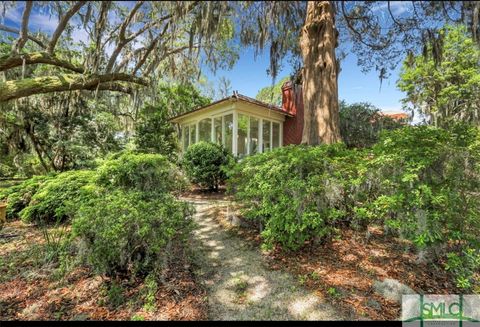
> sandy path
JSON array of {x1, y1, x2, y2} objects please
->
[{"x1": 184, "y1": 198, "x2": 345, "y2": 321}]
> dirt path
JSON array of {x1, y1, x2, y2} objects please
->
[{"x1": 184, "y1": 198, "x2": 345, "y2": 321}]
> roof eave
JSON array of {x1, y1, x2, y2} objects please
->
[{"x1": 169, "y1": 93, "x2": 294, "y2": 123}]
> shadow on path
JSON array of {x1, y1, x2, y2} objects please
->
[{"x1": 184, "y1": 198, "x2": 345, "y2": 321}]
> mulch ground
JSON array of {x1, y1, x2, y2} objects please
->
[
  {"x1": 211, "y1": 203, "x2": 462, "y2": 320},
  {"x1": 0, "y1": 221, "x2": 207, "y2": 321}
]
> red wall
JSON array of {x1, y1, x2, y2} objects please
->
[{"x1": 282, "y1": 81, "x2": 304, "y2": 145}]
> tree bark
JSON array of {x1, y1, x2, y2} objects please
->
[
  {"x1": 0, "y1": 73, "x2": 148, "y2": 102},
  {"x1": 47, "y1": 1, "x2": 87, "y2": 54},
  {"x1": 300, "y1": 1, "x2": 341, "y2": 145},
  {"x1": 0, "y1": 52, "x2": 84, "y2": 73}
]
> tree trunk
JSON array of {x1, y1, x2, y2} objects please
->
[
  {"x1": 300, "y1": 1, "x2": 341, "y2": 145},
  {"x1": 24, "y1": 125, "x2": 52, "y2": 173}
]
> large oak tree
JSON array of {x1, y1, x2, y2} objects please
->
[
  {"x1": 235, "y1": 1, "x2": 480, "y2": 144},
  {"x1": 0, "y1": 1, "x2": 235, "y2": 101}
]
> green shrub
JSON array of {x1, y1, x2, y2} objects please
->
[
  {"x1": 183, "y1": 142, "x2": 232, "y2": 190},
  {"x1": 0, "y1": 175, "x2": 54, "y2": 220},
  {"x1": 20, "y1": 170, "x2": 96, "y2": 224},
  {"x1": 228, "y1": 144, "x2": 366, "y2": 250},
  {"x1": 97, "y1": 151, "x2": 187, "y2": 194},
  {"x1": 229, "y1": 125, "x2": 480, "y2": 290},
  {"x1": 364, "y1": 125, "x2": 480, "y2": 290},
  {"x1": 72, "y1": 190, "x2": 194, "y2": 276}
]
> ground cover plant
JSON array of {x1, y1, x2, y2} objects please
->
[{"x1": 0, "y1": 174, "x2": 54, "y2": 220}]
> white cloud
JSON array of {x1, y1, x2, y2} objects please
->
[
  {"x1": 3, "y1": 4, "x2": 22, "y2": 23},
  {"x1": 372, "y1": 1, "x2": 411, "y2": 16},
  {"x1": 29, "y1": 12, "x2": 58, "y2": 32},
  {"x1": 71, "y1": 27, "x2": 89, "y2": 44},
  {"x1": 2, "y1": 3, "x2": 58, "y2": 33}
]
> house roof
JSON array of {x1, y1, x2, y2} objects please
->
[
  {"x1": 382, "y1": 112, "x2": 409, "y2": 120},
  {"x1": 169, "y1": 91, "x2": 293, "y2": 122}
]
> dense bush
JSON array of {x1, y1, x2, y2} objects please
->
[
  {"x1": 228, "y1": 144, "x2": 366, "y2": 250},
  {"x1": 72, "y1": 190, "x2": 194, "y2": 276},
  {"x1": 229, "y1": 125, "x2": 480, "y2": 290},
  {"x1": 364, "y1": 125, "x2": 480, "y2": 289},
  {"x1": 97, "y1": 151, "x2": 187, "y2": 194},
  {"x1": 339, "y1": 101, "x2": 403, "y2": 148},
  {"x1": 20, "y1": 170, "x2": 96, "y2": 224},
  {"x1": 183, "y1": 142, "x2": 232, "y2": 190},
  {"x1": 0, "y1": 175, "x2": 54, "y2": 220}
]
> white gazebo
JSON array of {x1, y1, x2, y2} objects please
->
[{"x1": 170, "y1": 92, "x2": 292, "y2": 157}]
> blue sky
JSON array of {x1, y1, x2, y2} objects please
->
[{"x1": 204, "y1": 46, "x2": 406, "y2": 114}]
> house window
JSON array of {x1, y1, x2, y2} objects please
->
[
  {"x1": 214, "y1": 117, "x2": 222, "y2": 144},
  {"x1": 237, "y1": 114, "x2": 248, "y2": 157},
  {"x1": 262, "y1": 120, "x2": 271, "y2": 152},
  {"x1": 272, "y1": 122, "x2": 280, "y2": 149},
  {"x1": 224, "y1": 114, "x2": 233, "y2": 153},
  {"x1": 199, "y1": 118, "x2": 211, "y2": 142},
  {"x1": 249, "y1": 117, "x2": 259, "y2": 154}
]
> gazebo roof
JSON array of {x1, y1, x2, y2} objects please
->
[{"x1": 169, "y1": 91, "x2": 293, "y2": 123}]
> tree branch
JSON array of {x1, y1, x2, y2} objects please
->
[
  {"x1": 11, "y1": 1, "x2": 33, "y2": 54},
  {"x1": 0, "y1": 52, "x2": 84, "y2": 73},
  {"x1": 0, "y1": 24, "x2": 46, "y2": 49},
  {"x1": 0, "y1": 73, "x2": 148, "y2": 102},
  {"x1": 47, "y1": 1, "x2": 87, "y2": 54},
  {"x1": 340, "y1": 1, "x2": 389, "y2": 51},
  {"x1": 105, "y1": 2, "x2": 198, "y2": 73},
  {"x1": 387, "y1": 1, "x2": 402, "y2": 27},
  {"x1": 105, "y1": 1, "x2": 145, "y2": 72},
  {"x1": 132, "y1": 22, "x2": 171, "y2": 74}
]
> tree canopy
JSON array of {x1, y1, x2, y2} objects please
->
[
  {"x1": 0, "y1": 1, "x2": 237, "y2": 101},
  {"x1": 398, "y1": 25, "x2": 480, "y2": 127},
  {"x1": 255, "y1": 76, "x2": 289, "y2": 106}
]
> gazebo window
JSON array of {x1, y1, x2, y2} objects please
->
[
  {"x1": 237, "y1": 114, "x2": 248, "y2": 157},
  {"x1": 249, "y1": 117, "x2": 259, "y2": 154},
  {"x1": 189, "y1": 124, "x2": 196, "y2": 147},
  {"x1": 224, "y1": 114, "x2": 233, "y2": 153},
  {"x1": 262, "y1": 120, "x2": 271, "y2": 152},
  {"x1": 199, "y1": 118, "x2": 211, "y2": 142},
  {"x1": 214, "y1": 117, "x2": 222, "y2": 144},
  {"x1": 179, "y1": 111, "x2": 282, "y2": 156}
]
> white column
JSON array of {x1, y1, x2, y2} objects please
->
[
  {"x1": 259, "y1": 118, "x2": 263, "y2": 153},
  {"x1": 232, "y1": 111, "x2": 238, "y2": 157},
  {"x1": 195, "y1": 121, "x2": 199, "y2": 143},
  {"x1": 221, "y1": 116, "x2": 225, "y2": 146},
  {"x1": 211, "y1": 117, "x2": 215, "y2": 143},
  {"x1": 181, "y1": 125, "x2": 185, "y2": 151},
  {"x1": 247, "y1": 116, "x2": 251, "y2": 155}
]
